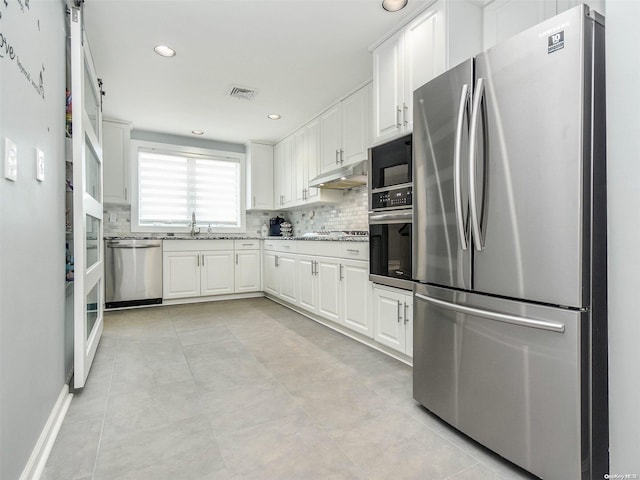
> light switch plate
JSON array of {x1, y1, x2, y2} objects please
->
[
  {"x1": 36, "y1": 148, "x2": 45, "y2": 182},
  {"x1": 109, "y1": 212, "x2": 117, "y2": 222},
  {"x1": 4, "y1": 138, "x2": 17, "y2": 182}
]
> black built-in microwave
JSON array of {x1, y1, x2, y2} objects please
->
[
  {"x1": 369, "y1": 134, "x2": 412, "y2": 211},
  {"x1": 368, "y1": 134, "x2": 413, "y2": 290}
]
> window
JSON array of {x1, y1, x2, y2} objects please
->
[{"x1": 132, "y1": 142, "x2": 245, "y2": 233}]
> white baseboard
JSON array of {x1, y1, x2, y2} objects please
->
[{"x1": 19, "y1": 384, "x2": 73, "y2": 480}]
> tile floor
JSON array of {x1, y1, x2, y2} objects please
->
[{"x1": 43, "y1": 298, "x2": 538, "y2": 480}]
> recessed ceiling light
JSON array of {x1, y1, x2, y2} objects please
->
[
  {"x1": 191, "y1": 130, "x2": 204, "y2": 135},
  {"x1": 382, "y1": 0, "x2": 408, "y2": 12},
  {"x1": 154, "y1": 45, "x2": 176, "y2": 57},
  {"x1": 267, "y1": 114, "x2": 281, "y2": 120}
]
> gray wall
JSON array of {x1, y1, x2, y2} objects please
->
[
  {"x1": 606, "y1": 0, "x2": 640, "y2": 474},
  {"x1": 0, "y1": 1, "x2": 67, "y2": 479}
]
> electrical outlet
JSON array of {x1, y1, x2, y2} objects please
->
[
  {"x1": 109, "y1": 212, "x2": 117, "y2": 222},
  {"x1": 36, "y1": 148, "x2": 45, "y2": 182},
  {"x1": 4, "y1": 138, "x2": 17, "y2": 182}
]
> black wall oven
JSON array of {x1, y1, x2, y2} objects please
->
[
  {"x1": 368, "y1": 134, "x2": 413, "y2": 290},
  {"x1": 369, "y1": 210, "x2": 413, "y2": 290}
]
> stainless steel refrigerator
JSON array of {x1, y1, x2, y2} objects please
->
[{"x1": 412, "y1": 5, "x2": 607, "y2": 480}]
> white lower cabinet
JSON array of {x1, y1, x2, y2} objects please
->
[
  {"x1": 234, "y1": 240, "x2": 261, "y2": 293},
  {"x1": 163, "y1": 251, "x2": 201, "y2": 299},
  {"x1": 163, "y1": 240, "x2": 261, "y2": 300},
  {"x1": 294, "y1": 246, "x2": 371, "y2": 337},
  {"x1": 201, "y1": 251, "x2": 235, "y2": 296},
  {"x1": 235, "y1": 249, "x2": 261, "y2": 293},
  {"x1": 263, "y1": 240, "x2": 299, "y2": 304},
  {"x1": 278, "y1": 255, "x2": 298, "y2": 304},
  {"x1": 297, "y1": 255, "x2": 317, "y2": 314},
  {"x1": 342, "y1": 259, "x2": 371, "y2": 337},
  {"x1": 263, "y1": 251, "x2": 279, "y2": 296},
  {"x1": 373, "y1": 285, "x2": 413, "y2": 356},
  {"x1": 317, "y1": 257, "x2": 342, "y2": 323}
]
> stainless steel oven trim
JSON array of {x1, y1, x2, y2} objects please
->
[
  {"x1": 369, "y1": 210, "x2": 413, "y2": 224},
  {"x1": 371, "y1": 182, "x2": 413, "y2": 194},
  {"x1": 369, "y1": 274, "x2": 414, "y2": 291}
]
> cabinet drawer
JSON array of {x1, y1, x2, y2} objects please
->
[
  {"x1": 275, "y1": 240, "x2": 298, "y2": 253},
  {"x1": 234, "y1": 239, "x2": 260, "y2": 250},
  {"x1": 163, "y1": 239, "x2": 234, "y2": 252},
  {"x1": 263, "y1": 240, "x2": 278, "y2": 252},
  {"x1": 341, "y1": 242, "x2": 369, "y2": 260},
  {"x1": 297, "y1": 241, "x2": 341, "y2": 257}
]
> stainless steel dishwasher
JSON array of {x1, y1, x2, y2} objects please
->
[{"x1": 105, "y1": 239, "x2": 163, "y2": 308}]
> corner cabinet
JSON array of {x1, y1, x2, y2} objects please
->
[
  {"x1": 372, "y1": 0, "x2": 482, "y2": 145},
  {"x1": 103, "y1": 119, "x2": 132, "y2": 204}
]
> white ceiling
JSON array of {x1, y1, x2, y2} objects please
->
[{"x1": 84, "y1": 0, "x2": 431, "y2": 146}]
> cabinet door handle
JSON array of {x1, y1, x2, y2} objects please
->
[
  {"x1": 346, "y1": 248, "x2": 359, "y2": 254},
  {"x1": 404, "y1": 302, "x2": 409, "y2": 324},
  {"x1": 396, "y1": 105, "x2": 402, "y2": 128},
  {"x1": 310, "y1": 261, "x2": 314, "y2": 276},
  {"x1": 336, "y1": 149, "x2": 339, "y2": 164},
  {"x1": 202, "y1": 254, "x2": 205, "y2": 266},
  {"x1": 275, "y1": 255, "x2": 279, "y2": 267},
  {"x1": 339, "y1": 264, "x2": 344, "y2": 281},
  {"x1": 197, "y1": 254, "x2": 200, "y2": 267},
  {"x1": 403, "y1": 102, "x2": 408, "y2": 126},
  {"x1": 397, "y1": 300, "x2": 402, "y2": 322},
  {"x1": 236, "y1": 253, "x2": 239, "y2": 265},
  {"x1": 124, "y1": 187, "x2": 128, "y2": 201}
]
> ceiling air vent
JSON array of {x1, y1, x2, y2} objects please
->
[{"x1": 227, "y1": 85, "x2": 257, "y2": 101}]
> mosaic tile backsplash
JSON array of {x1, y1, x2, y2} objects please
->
[{"x1": 104, "y1": 186, "x2": 368, "y2": 236}]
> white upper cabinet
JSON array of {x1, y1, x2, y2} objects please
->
[
  {"x1": 483, "y1": 0, "x2": 604, "y2": 51},
  {"x1": 319, "y1": 103, "x2": 342, "y2": 173},
  {"x1": 103, "y1": 119, "x2": 131, "y2": 204},
  {"x1": 246, "y1": 141, "x2": 274, "y2": 211},
  {"x1": 273, "y1": 135, "x2": 294, "y2": 209},
  {"x1": 320, "y1": 83, "x2": 372, "y2": 173},
  {"x1": 341, "y1": 83, "x2": 372, "y2": 167},
  {"x1": 483, "y1": 0, "x2": 555, "y2": 49},
  {"x1": 372, "y1": 0, "x2": 482, "y2": 145}
]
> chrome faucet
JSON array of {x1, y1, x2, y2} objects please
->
[{"x1": 190, "y1": 211, "x2": 201, "y2": 237}]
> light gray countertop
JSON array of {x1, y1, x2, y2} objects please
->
[{"x1": 104, "y1": 235, "x2": 368, "y2": 242}]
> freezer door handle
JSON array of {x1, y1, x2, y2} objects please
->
[
  {"x1": 414, "y1": 293, "x2": 565, "y2": 333},
  {"x1": 469, "y1": 77, "x2": 485, "y2": 251},
  {"x1": 454, "y1": 83, "x2": 470, "y2": 251}
]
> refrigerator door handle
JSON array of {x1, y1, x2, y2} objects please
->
[
  {"x1": 414, "y1": 293, "x2": 566, "y2": 333},
  {"x1": 469, "y1": 77, "x2": 485, "y2": 251},
  {"x1": 454, "y1": 83, "x2": 470, "y2": 251}
]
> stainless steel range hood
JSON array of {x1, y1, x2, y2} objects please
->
[{"x1": 308, "y1": 160, "x2": 367, "y2": 189}]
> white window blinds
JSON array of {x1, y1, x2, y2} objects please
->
[{"x1": 138, "y1": 150, "x2": 241, "y2": 227}]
